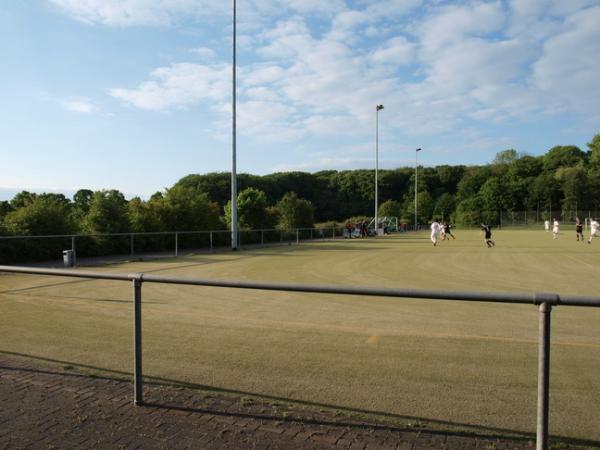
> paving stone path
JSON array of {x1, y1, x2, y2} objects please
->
[{"x1": 0, "y1": 355, "x2": 547, "y2": 449}]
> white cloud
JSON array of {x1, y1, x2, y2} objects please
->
[
  {"x1": 532, "y1": 6, "x2": 600, "y2": 116},
  {"x1": 104, "y1": 0, "x2": 600, "y2": 147},
  {"x1": 419, "y1": 2, "x2": 506, "y2": 55},
  {"x1": 243, "y1": 65, "x2": 286, "y2": 86},
  {"x1": 190, "y1": 47, "x2": 217, "y2": 60},
  {"x1": 370, "y1": 36, "x2": 415, "y2": 65},
  {"x1": 363, "y1": 0, "x2": 423, "y2": 18},
  {"x1": 109, "y1": 63, "x2": 230, "y2": 110},
  {"x1": 62, "y1": 97, "x2": 98, "y2": 113},
  {"x1": 49, "y1": 0, "x2": 224, "y2": 26},
  {"x1": 280, "y1": 0, "x2": 346, "y2": 16}
]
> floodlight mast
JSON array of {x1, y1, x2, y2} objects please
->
[
  {"x1": 415, "y1": 148, "x2": 422, "y2": 231},
  {"x1": 375, "y1": 104, "x2": 384, "y2": 236},
  {"x1": 231, "y1": 0, "x2": 238, "y2": 250}
]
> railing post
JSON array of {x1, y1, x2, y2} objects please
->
[
  {"x1": 175, "y1": 232, "x2": 179, "y2": 257},
  {"x1": 210, "y1": 232, "x2": 213, "y2": 251},
  {"x1": 537, "y1": 301, "x2": 552, "y2": 450},
  {"x1": 130, "y1": 234, "x2": 134, "y2": 257},
  {"x1": 132, "y1": 276, "x2": 143, "y2": 405},
  {"x1": 71, "y1": 236, "x2": 76, "y2": 266}
]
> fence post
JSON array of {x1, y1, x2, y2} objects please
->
[
  {"x1": 310, "y1": 229, "x2": 313, "y2": 240},
  {"x1": 280, "y1": 230, "x2": 283, "y2": 242},
  {"x1": 130, "y1": 234, "x2": 134, "y2": 257},
  {"x1": 71, "y1": 236, "x2": 77, "y2": 266},
  {"x1": 210, "y1": 232, "x2": 213, "y2": 251},
  {"x1": 332, "y1": 227, "x2": 335, "y2": 240},
  {"x1": 296, "y1": 229, "x2": 299, "y2": 244},
  {"x1": 175, "y1": 232, "x2": 179, "y2": 257},
  {"x1": 132, "y1": 276, "x2": 143, "y2": 405},
  {"x1": 537, "y1": 300, "x2": 553, "y2": 450},
  {"x1": 261, "y1": 230, "x2": 264, "y2": 245}
]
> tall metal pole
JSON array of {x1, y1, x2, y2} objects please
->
[
  {"x1": 132, "y1": 277, "x2": 143, "y2": 405},
  {"x1": 375, "y1": 105, "x2": 383, "y2": 235},
  {"x1": 415, "y1": 148, "x2": 421, "y2": 231},
  {"x1": 537, "y1": 301, "x2": 552, "y2": 450},
  {"x1": 231, "y1": 0, "x2": 238, "y2": 251}
]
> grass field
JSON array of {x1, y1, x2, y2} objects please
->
[{"x1": 1, "y1": 228, "x2": 600, "y2": 442}]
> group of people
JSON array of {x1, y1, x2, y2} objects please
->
[
  {"x1": 344, "y1": 221, "x2": 369, "y2": 238},
  {"x1": 544, "y1": 217, "x2": 599, "y2": 243},
  {"x1": 429, "y1": 221, "x2": 456, "y2": 246}
]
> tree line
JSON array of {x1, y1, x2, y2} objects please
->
[{"x1": 1, "y1": 133, "x2": 599, "y2": 243}]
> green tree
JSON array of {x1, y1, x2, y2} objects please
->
[
  {"x1": 454, "y1": 195, "x2": 493, "y2": 226},
  {"x1": 508, "y1": 155, "x2": 543, "y2": 179},
  {"x1": 556, "y1": 167, "x2": 588, "y2": 211},
  {"x1": 83, "y1": 190, "x2": 130, "y2": 234},
  {"x1": 587, "y1": 134, "x2": 600, "y2": 168},
  {"x1": 224, "y1": 187, "x2": 272, "y2": 230},
  {"x1": 128, "y1": 197, "x2": 163, "y2": 232},
  {"x1": 275, "y1": 192, "x2": 314, "y2": 229},
  {"x1": 10, "y1": 191, "x2": 37, "y2": 209},
  {"x1": 543, "y1": 145, "x2": 586, "y2": 171},
  {"x1": 493, "y1": 149, "x2": 519, "y2": 165},
  {"x1": 0, "y1": 201, "x2": 13, "y2": 224},
  {"x1": 479, "y1": 177, "x2": 508, "y2": 212},
  {"x1": 378, "y1": 199, "x2": 402, "y2": 218},
  {"x1": 73, "y1": 189, "x2": 94, "y2": 213},
  {"x1": 456, "y1": 166, "x2": 491, "y2": 201},
  {"x1": 433, "y1": 193, "x2": 456, "y2": 219},
  {"x1": 3, "y1": 196, "x2": 74, "y2": 235},
  {"x1": 160, "y1": 185, "x2": 221, "y2": 231},
  {"x1": 403, "y1": 191, "x2": 434, "y2": 224}
]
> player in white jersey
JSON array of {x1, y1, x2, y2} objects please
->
[
  {"x1": 430, "y1": 221, "x2": 441, "y2": 246},
  {"x1": 552, "y1": 219, "x2": 559, "y2": 239},
  {"x1": 588, "y1": 218, "x2": 599, "y2": 244},
  {"x1": 544, "y1": 220, "x2": 550, "y2": 232}
]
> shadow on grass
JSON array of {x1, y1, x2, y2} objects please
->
[{"x1": 1, "y1": 350, "x2": 598, "y2": 449}]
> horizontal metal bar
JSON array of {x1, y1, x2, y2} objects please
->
[
  {"x1": 1, "y1": 265, "x2": 599, "y2": 307},
  {"x1": 0, "y1": 266, "x2": 133, "y2": 281},
  {"x1": 0, "y1": 228, "x2": 340, "y2": 241}
]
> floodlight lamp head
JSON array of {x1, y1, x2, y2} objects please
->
[
  {"x1": 376, "y1": 104, "x2": 384, "y2": 110},
  {"x1": 416, "y1": 148, "x2": 422, "y2": 152}
]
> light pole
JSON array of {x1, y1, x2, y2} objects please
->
[
  {"x1": 375, "y1": 104, "x2": 384, "y2": 235},
  {"x1": 231, "y1": 0, "x2": 238, "y2": 250},
  {"x1": 415, "y1": 148, "x2": 422, "y2": 231}
]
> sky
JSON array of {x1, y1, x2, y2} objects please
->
[{"x1": 1, "y1": 0, "x2": 599, "y2": 200}]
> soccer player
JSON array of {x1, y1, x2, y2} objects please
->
[
  {"x1": 575, "y1": 217, "x2": 584, "y2": 242},
  {"x1": 588, "y1": 218, "x2": 599, "y2": 244},
  {"x1": 430, "y1": 221, "x2": 441, "y2": 246},
  {"x1": 552, "y1": 218, "x2": 560, "y2": 239},
  {"x1": 481, "y1": 223, "x2": 495, "y2": 247},
  {"x1": 443, "y1": 222, "x2": 456, "y2": 240},
  {"x1": 544, "y1": 220, "x2": 550, "y2": 232}
]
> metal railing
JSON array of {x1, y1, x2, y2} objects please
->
[
  {"x1": 1, "y1": 265, "x2": 599, "y2": 449},
  {"x1": 0, "y1": 227, "x2": 349, "y2": 265}
]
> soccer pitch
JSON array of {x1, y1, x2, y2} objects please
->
[{"x1": 1, "y1": 229, "x2": 599, "y2": 441}]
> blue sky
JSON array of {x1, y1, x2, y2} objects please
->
[{"x1": 1, "y1": 0, "x2": 599, "y2": 200}]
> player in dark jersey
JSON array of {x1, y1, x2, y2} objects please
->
[
  {"x1": 575, "y1": 217, "x2": 583, "y2": 241},
  {"x1": 443, "y1": 222, "x2": 455, "y2": 240},
  {"x1": 481, "y1": 223, "x2": 495, "y2": 247}
]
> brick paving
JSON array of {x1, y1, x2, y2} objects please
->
[{"x1": 0, "y1": 355, "x2": 555, "y2": 449}]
